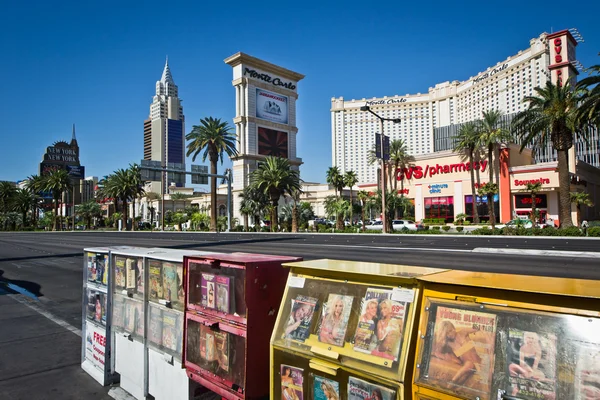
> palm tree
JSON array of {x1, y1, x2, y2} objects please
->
[
  {"x1": 570, "y1": 191, "x2": 594, "y2": 226},
  {"x1": 12, "y1": 188, "x2": 38, "y2": 228},
  {"x1": 128, "y1": 164, "x2": 145, "y2": 230},
  {"x1": 42, "y1": 169, "x2": 72, "y2": 231},
  {"x1": 453, "y1": 122, "x2": 481, "y2": 224},
  {"x1": 387, "y1": 139, "x2": 414, "y2": 192},
  {"x1": 186, "y1": 117, "x2": 238, "y2": 231},
  {"x1": 238, "y1": 185, "x2": 269, "y2": 230},
  {"x1": 250, "y1": 156, "x2": 301, "y2": 232},
  {"x1": 323, "y1": 195, "x2": 350, "y2": 230},
  {"x1": 525, "y1": 182, "x2": 542, "y2": 227},
  {"x1": 344, "y1": 170, "x2": 358, "y2": 204},
  {"x1": 76, "y1": 200, "x2": 102, "y2": 229},
  {"x1": 25, "y1": 175, "x2": 45, "y2": 227},
  {"x1": 289, "y1": 187, "x2": 302, "y2": 233},
  {"x1": 102, "y1": 169, "x2": 136, "y2": 230},
  {"x1": 357, "y1": 190, "x2": 370, "y2": 231},
  {"x1": 326, "y1": 167, "x2": 345, "y2": 198},
  {"x1": 479, "y1": 110, "x2": 511, "y2": 229},
  {"x1": 512, "y1": 81, "x2": 584, "y2": 228},
  {"x1": 577, "y1": 63, "x2": 600, "y2": 127},
  {"x1": 0, "y1": 182, "x2": 16, "y2": 223}
]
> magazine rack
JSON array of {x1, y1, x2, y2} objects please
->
[
  {"x1": 82, "y1": 246, "x2": 136, "y2": 386},
  {"x1": 412, "y1": 270, "x2": 600, "y2": 400},
  {"x1": 111, "y1": 248, "x2": 217, "y2": 400},
  {"x1": 269, "y1": 259, "x2": 446, "y2": 400},
  {"x1": 183, "y1": 252, "x2": 302, "y2": 400}
]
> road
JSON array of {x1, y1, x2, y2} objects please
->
[{"x1": 0, "y1": 231, "x2": 598, "y2": 399}]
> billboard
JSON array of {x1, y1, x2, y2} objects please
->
[
  {"x1": 256, "y1": 88, "x2": 288, "y2": 125},
  {"x1": 258, "y1": 127, "x2": 288, "y2": 158}
]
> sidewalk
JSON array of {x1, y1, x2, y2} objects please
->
[{"x1": 0, "y1": 288, "x2": 112, "y2": 400}]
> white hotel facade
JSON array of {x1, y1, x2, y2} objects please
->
[{"x1": 331, "y1": 31, "x2": 598, "y2": 185}]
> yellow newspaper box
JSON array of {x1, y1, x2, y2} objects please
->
[
  {"x1": 270, "y1": 259, "x2": 446, "y2": 400},
  {"x1": 412, "y1": 270, "x2": 600, "y2": 400}
]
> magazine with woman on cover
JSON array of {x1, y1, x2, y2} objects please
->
[
  {"x1": 148, "y1": 305, "x2": 163, "y2": 346},
  {"x1": 506, "y1": 329, "x2": 557, "y2": 400},
  {"x1": 425, "y1": 306, "x2": 497, "y2": 400},
  {"x1": 281, "y1": 365, "x2": 304, "y2": 400},
  {"x1": 162, "y1": 262, "x2": 179, "y2": 304},
  {"x1": 318, "y1": 294, "x2": 353, "y2": 347},
  {"x1": 201, "y1": 273, "x2": 216, "y2": 309},
  {"x1": 148, "y1": 260, "x2": 163, "y2": 301},
  {"x1": 575, "y1": 343, "x2": 600, "y2": 400},
  {"x1": 112, "y1": 295, "x2": 125, "y2": 329},
  {"x1": 284, "y1": 295, "x2": 318, "y2": 342},
  {"x1": 114, "y1": 257, "x2": 126, "y2": 289},
  {"x1": 214, "y1": 331, "x2": 229, "y2": 373},
  {"x1": 216, "y1": 275, "x2": 234, "y2": 313},
  {"x1": 313, "y1": 375, "x2": 340, "y2": 400},
  {"x1": 348, "y1": 376, "x2": 396, "y2": 400},
  {"x1": 162, "y1": 311, "x2": 179, "y2": 352},
  {"x1": 126, "y1": 258, "x2": 136, "y2": 290}
]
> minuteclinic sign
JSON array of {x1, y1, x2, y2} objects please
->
[{"x1": 397, "y1": 161, "x2": 488, "y2": 181}]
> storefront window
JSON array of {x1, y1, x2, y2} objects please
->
[
  {"x1": 465, "y1": 195, "x2": 499, "y2": 223},
  {"x1": 424, "y1": 197, "x2": 454, "y2": 221}
]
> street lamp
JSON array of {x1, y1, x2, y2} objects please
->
[{"x1": 360, "y1": 105, "x2": 401, "y2": 234}]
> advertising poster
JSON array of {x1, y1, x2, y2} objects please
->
[
  {"x1": 284, "y1": 295, "x2": 318, "y2": 342},
  {"x1": 506, "y1": 329, "x2": 557, "y2": 399},
  {"x1": 258, "y1": 127, "x2": 288, "y2": 158},
  {"x1": 318, "y1": 294, "x2": 353, "y2": 347},
  {"x1": 114, "y1": 257, "x2": 126, "y2": 290},
  {"x1": 162, "y1": 262, "x2": 179, "y2": 304},
  {"x1": 313, "y1": 375, "x2": 340, "y2": 400},
  {"x1": 85, "y1": 322, "x2": 106, "y2": 372},
  {"x1": 574, "y1": 343, "x2": 600, "y2": 400},
  {"x1": 256, "y1": 88, "x2": 288, "y2": 124},
  {"x1": 201, "y1": 273, "x2": 216, "y2": 309},
  {"x1": 353, "y1": 288, "x2": 405, "y2": 361},
  {"x1": 281, "y1": 365, "x2": 304, "y2": 400},
  {"x1": 348, "y1": 376, "x2": 396, "y2": 400},
  {"x1": 148, "y1": 260, "x2": 163, "y2": 301},
  {"x1": 425, "y1": 306, "x2": 497, "y2": 400}
]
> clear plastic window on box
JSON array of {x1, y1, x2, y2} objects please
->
[
  {"x1": 86, "y1": 252, "x2": 109, "y2": 287},
  {"x1": 147, "y1": 260, "x2": 186, "y2": 311},
  {"x1": 271, "y1": 273, "x2": 416, "y2": 382},
  {"x1": 187, "y1": 261, "x2": 246, "y2": 319},
  {"x1": 185, "y1": 314, "x2": 246, "y2": 395},
  {"x1": 112, "y1": 294, "x2": 144, "y2": 339},
  {"x1": 85, "y1": 287, "x2": 107, "y2": 326},
  {"x1": 415, "y1": 297, "x2": 600, "y2": 400},
  {"x1": 147, "y1": 302, "x2": 185, "y2": 359},
  {"x1": 272, "y1": 347, "x2": 399, "y2": 400},
  {"x1": 113, "y1": 255, "x2": 144, "y2": 300}
]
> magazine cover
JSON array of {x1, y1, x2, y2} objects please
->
[
  {"x1": 201, "y1": 273, "x2": 217, "y2": 309},
  {"x1": 134, "y1": 300, "x2": 144, "y2": 337},
  {"x1": 126, "y1": 258, "x2": 136, "y2": 290},
  {"x1": 98, "y1": 255, "x2": 108, "y2": 286},
  {"x1": 426, "y1": 306, "x2": 497, "y2": 400},
  {"x1": 281, "y1": 365, "x2": 304, "y2": 400},
  {"x1": 101, "y1": 293, "x2": 107, "y2": 325},
  {"x1": 574, "y1": 343, "x2": 600, "y2": 400},
  {"x1": 348, "y1": 376, "x2": 396, "y2": 400},
  {"x1": 313, "y1": 375, "x2": 340, "y2": 400},
  {"x1": 283, "y1": 295, "x2": 318, "y2": 342},
  {"x1": 176, "y1": 263, "x2": 185, "y2": 304},
  {"x1": 162, "y1": 262, "x2": 179, "y2": 304},
  {"x1": 214, "y1": 331, "x2": 230, "y2": 373},
  {"x1": 87, "y1": 253, "x2": 95, "y2": 282},
  {"x1": 86, "y1": 289, "x2": 97, "y2": 321},
  {"x1": 148, "y1": 306, "x2": 163, "y2": 346},
  {"x1": 354, "y1": 288, "x2": 406, "y2": 361},
  {"x1": 318, "y1": 294, "x2": 354, "y2": 347},
  {"x1": 136, "y1": 258, "x2": 144, "y2": 294},
  {"x1": 506, "y1": 329, "x2": 557, "y2": 399},
  {"x1": 162, "y1": 311, "x2": 179, "y2": 352},
  {"x1": 114, "y1": 257, "x2": 126, "y2": 289},
  {"x1": 112, "y1": 295, "x2": 125, "y2": 329},
  {"x1": 216, "y1": 275, "x2": 232, "y2": 313},
  {"x1": 148, "y1": 260, "x2": 163, "y2": 301},
  {"x1": 124, "y1": 299, "x2": 135, "y2": 333}
]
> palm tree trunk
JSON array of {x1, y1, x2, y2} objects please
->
[
  {"x1": 469, "y1": 151, "x2": 480, "y2": 224},
  {"x1": 271, "y1": 201, "x2": 278, "y2": 232},
  {"x1": 122, "y1": 198, "x2": 128, "y2": 230},
  {"x1": 531, "y1": 192, "x2": 537, "y2": 227},
  {"x1": 292, "y1": 203, "x2": 298, "y2": 233},
  {"x1": 210, "y1": 159, "x2": 218, "y2": 232},
  {"x1": 132, "y1": 198, "x2": 136, "y2": 231},
  {"x1": 53, "y1": 197, "x2": 59, "y2": 231},
  {"x1": 487, "y1": 146, "x2": 496, "y2": 230},
  {"x1": 557, "y1": 150, "x2": 573, "y2": 227},
  {"x1": 243, "y1": 214, "x2": 248, "y2": 231}
]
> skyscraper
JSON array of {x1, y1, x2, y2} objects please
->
[{"x1": 144, "y1": 57, "x2": 185, "y2": 193}]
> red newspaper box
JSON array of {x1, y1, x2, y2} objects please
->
[{"x1": 183, "y1": 252, "x2": 302, "y2": 400}]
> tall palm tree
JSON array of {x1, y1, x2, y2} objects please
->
[
  {"x1": 570, "y1": 191, "x2": 594, "y2": 226},
  {"x1": 249, "y1": 156, "x2": 301, "y2": 232},
  {"x1": 453, "y1": 122, "x2": 481, "y2": 224},
  {"x1": 103, "y1": 169, "x2": 135, "y2": 230},
  {"x1": 357, "y1": 190, "x2": 370, "y2": 231},
  {"x1": 288, "y1": 187, "x2": 302, "y2": 233},
  {"x1": 25, "y1": 175, "x2": 45, "y2": 227},
  {"x1": 326, "y1": 167, "x2": 345, "y2": 198},
  {"x1": 525, "y1": 182, "x2": 542, "y2": 227},
  {"x1": 76, "y1": 200, "x2": 102, "y2": 229},
  {"x1": 42, "y1": 169, "x2": 72, "y2": 231},
  {"x1": 479, "y1": 110, "x2": 510, "y2": 229},
  {"x1": 0, "y1": 182, "x2": 16, "y2": 216},
  {"x1": 12, "y1": 188, "x2": 38, "y2": 228},
  {"x1": 387, "y1": 139, "x2": 414, "y2": 192},
  {"x1": 238, "y1": 185, "x2": 269, "y2": 230},
  {"x1": 512, "y1": 81, "x2": 584, "y2": 228},
  {"x1": 128, "y1": 164, "x2": 145, "y2": 230},
  {"x1": 186, "y1": 117, "x2": 238, "y2": 231},
  {"x1": 323, "y1": 195, "x2": 350, "y2": 230},
  {"x1": 344, "y1": 170, "x2": 358, "y2": 205},
  {"x1": 577, "y1": 63, "x2": 600, "y2": 127}
]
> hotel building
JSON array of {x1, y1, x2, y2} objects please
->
[
  {"x1": 143, "y1": 58, "x2": 185, "y2": 194},
  {"x1": 331, "y1": 30, "x2": 599, "y2": 186}
]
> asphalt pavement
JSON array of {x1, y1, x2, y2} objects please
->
[{"x1": 0, "y1": 230, "x2": 599, "y2": 399}]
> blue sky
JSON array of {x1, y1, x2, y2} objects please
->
[{"x1": 1, "y1": 1, "x2": 598, "y2": 188}]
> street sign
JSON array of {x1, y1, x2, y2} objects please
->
[
  {"x1": 375, "y1": 133, "x2": 390, "y2": 161},
  {"x1": 167, "y1": 162, "x2": 185, "y2": 185},
  {"x1": 140, "y1": 160, "x2": 162, "y2": 182},
  {"x1": 67, "y1": 165, "x2": 85, "y2": 180},
  {"x1": 191, "y1": 164, "x2": 208, "y2": 185}
]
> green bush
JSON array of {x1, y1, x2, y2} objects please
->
[
  {"x1": 442, "y1": 226, "x2": 451, "y2": 232},
  {"x1": 456, "y1": 226, "x2": 464, "y2": 233},
  {"x1": 588, "y1": 227, "x2": 600, "y2": 237},
  {"x1": 464, "y1": 221, "x2": 471, "y2": 225},
  {"x1": 471, "y1": 227, "x2": 503, "y2": 235},
  {"x1": 432, "y1": 226, "x2": 441, "y2": 231},
  {"x1": 559, "y1": 226, "x2": 583, "y2": 237},
  {"x1": 588, "y1": 221, "x2": 600, "y2": 227}
]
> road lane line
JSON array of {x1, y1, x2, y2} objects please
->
[
  {"x1": 8, "y1": 294, "x2": 82, "y2": 337},
  {"x1": 472, "y1": 248, "x2": 600, "y2": 258}
]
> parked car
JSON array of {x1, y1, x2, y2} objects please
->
[
  {"x1": 392, "y1": 220, "x2": 424, "y2": 231},
  {"x1": 365, "y1": 221, "x2": 384, "y2": 230}
]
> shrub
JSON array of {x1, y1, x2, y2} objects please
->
[
  {"x1": 588, "y1": 227, "x2": 600, "y2": 237},
  {"x1": 588, "y1": 221, "x2": 600, "y2": 227},
  {"x1": 559, "y1": 226, "x2": 583, "y2": 237},
  {"x1": 442, "y1": 226, "x2": 451, "y2": 232},
  {"x1": 456, "y1": 226, "x2": 464, "y2": 233},
  {"x1": 432, "y1": 226, "x2": 441, "y2": 231},
  {"x1": 464, "y1": 221, "x2": 471, "y2": 225}
]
